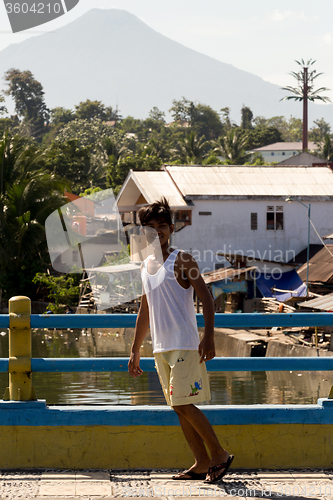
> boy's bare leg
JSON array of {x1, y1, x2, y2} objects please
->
[
  {"x1": 173, "y1": 412, "x2": 210, "y2": 478},
  {"x1": 173, "y1": 404, "x2": 230, "y2": 481}
]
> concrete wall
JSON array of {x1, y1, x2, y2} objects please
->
[
  {"x1": 1, "y1": 400, "x2": 333, "y2": 469},
  {"x1": 172, "y1": 199, "x2": 333, "y2": 272}
]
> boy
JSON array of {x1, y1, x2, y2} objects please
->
[{"x1": 128, "y1": 198, "x2": 233, "y2": 483}]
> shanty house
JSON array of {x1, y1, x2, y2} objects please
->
[{"x1": 116, "y1": 165, "x2": 333, "y2": 272}]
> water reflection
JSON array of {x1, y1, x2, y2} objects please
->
[{"x1": 0, "y1": 329, "x2": 331, "y2": 405}]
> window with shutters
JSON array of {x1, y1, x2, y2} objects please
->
[{"x1": 251, "y1": 213, "x2": 258, "y2": 230}]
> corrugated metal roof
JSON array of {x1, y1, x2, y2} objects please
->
[
  {"x1": 298, "y1": 245, "x2": 333, "y2": 283},
  {"x1": 202, "y1": 266, "x2": 257, "y2": 284},
  {"x1": 117, "y1": 171, "x2": 187, "y2": 209},
  {"x1": 253, "y1": 142, "x2": 318, "y2": 152},
  {"x1": 133, "y1": 171, "x2": 186, "y2": 207},
  {"x1": 298, "y1": 292, "x2": 333, "y2": 311},
  {"x1": 277, "y1": 152, "x2": 327, "y2": 166},
  {"x1": 165, "y1": 165, "x2": 333, "y2": 197}
]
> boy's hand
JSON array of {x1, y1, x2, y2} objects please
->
[
  {"x1": 128, "y1": 352, "x2": 143, "y2": 377},
  {"x1": 198, "y1": 336, "x2": 216, "y2": 363}
]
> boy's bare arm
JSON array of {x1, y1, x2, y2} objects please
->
[
  {"x1": 128, "y1": 293, "x2": 150, "y2": 377},
  {"x1": 178, "y1": 252, "x2": 215, "y2": 363}
]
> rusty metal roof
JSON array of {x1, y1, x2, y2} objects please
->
[
  {"x1": 165, "y1": 165, "x2": 333, "y2": 198},
  {"x1": 297, "y1": 245, "x2": 333, "y2": 283},
  {"x1": 202, "y1": 266, "x2": 257, "y2": 284},
  {"x1": 297, "y1": 292, "x2": 333, "y2": 311}
]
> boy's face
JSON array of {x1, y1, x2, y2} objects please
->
[{"x1": 142, "y1": 218, "x2": 174, "y2": 247}]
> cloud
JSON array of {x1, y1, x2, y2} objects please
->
[
  {"x1": 267, "y1": 10, "x2": 307, "y2": 22},
  {"x1": 320, "y1": 33, "x2": 333, "y2": 45}
]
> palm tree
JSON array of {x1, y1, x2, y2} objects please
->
[
  {"x1": 145, "y1": 133, "x2": 170, "y2": 161},
  {"x1": 281, "y1": 59, "x2": 331, "y2": 151},
  {"x1": 0, "y1": 133, "x2": 67, "y2": 298},
  {"x1": 213, "y1": 128, "x2": 249, "y2": 164},
  {"x1": 172, "y1": 131, "x2": 208, "y2": 164}
]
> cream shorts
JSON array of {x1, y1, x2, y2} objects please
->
[{"x1": 154, "y1": 349, "x2": 211, "y2": 406}]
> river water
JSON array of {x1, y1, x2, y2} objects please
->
[{"x1": 0, "y1": 328, "x2": 331, "y2": 405}]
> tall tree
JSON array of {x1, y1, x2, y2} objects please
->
[
  {"x1": 240, "y1": 105, "x2": 254, "y2": 129},
  {"x1": 309, "y1": 118, "x2": 331, "y2": 144},
  {"x1": 281, "y1": 59, "x2": 331, "y2": 150},
  {"x1": 75, "y1": 99, "x2": 107, "y2": 121},
  {"x1": 0, "y1": 133, "x2": 67, "y2": 298},
  {"x1": 3, "y1": 69, "x2": 50, "y2": 127},
  {"x1": 319, "y1": 134, "x2": 333, "y2": 162}
]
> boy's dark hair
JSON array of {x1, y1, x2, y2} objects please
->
[{"x1": 138, "y1": 197, "x2": 173, "y2": 226}]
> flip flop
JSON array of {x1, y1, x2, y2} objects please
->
[
  {"x1": 204, "y1": 455, "x2": 234, "y2": 484},
  {"x1": 172, "y1": 470, "x2": 208, "y2": 481}
]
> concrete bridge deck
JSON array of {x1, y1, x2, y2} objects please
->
[{"x1": 1, "y1": 469, "x2": 333, "y2": 499}]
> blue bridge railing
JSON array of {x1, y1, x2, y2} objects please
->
[{"x1": 1, "y1": 312, "x2": 333, "y2": 330}]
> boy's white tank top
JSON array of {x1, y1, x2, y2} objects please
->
[{"x1": 141, "y1": 249, "x2": 199, "y2": 353}]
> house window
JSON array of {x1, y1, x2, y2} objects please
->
[
  {"x1": 214, "y1": 263, "x2": 225, "y2": 270},
  {"x1": 267, "y1": 206, "x2": 283, "y2": 230},
  {"x1": 271, "y1": 152, "x2": 274, "y2": 156},
  {"x1": 174, "y1": 210, "x2": 192, "y2": 232},
  {"x1": 199, "y1": 211, "x2": 212, "y2": 216},
  {"x1": 251, "y1": 213, "x2": 258, "y2": 230}
]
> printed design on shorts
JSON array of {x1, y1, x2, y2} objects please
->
[
  {"x1": 177, "y1": 357, "x2": 184, "y2": 362},
  {"x1": 189, "y1": 378, "x2": 202, "y2": 396}
]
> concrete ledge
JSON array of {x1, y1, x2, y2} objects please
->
[
  {"x1": 0, "y1": 400, "x2": 333, "y2": 469},
  {"x1": 0, "y1": 399, "x2": 333, "y2": 426}
]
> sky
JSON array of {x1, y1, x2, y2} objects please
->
[{"x1": 0, "y1": 0, "x2": 333, "y2": 103}]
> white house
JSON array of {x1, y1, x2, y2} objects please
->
[
  {"x1": 116, "y1": 165, "x2": 333, "y2": 273},
  {"x1": 251, "y1": 142, "x2": 319, "y2": 163}
]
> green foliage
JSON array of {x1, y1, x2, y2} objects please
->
[
  {"x1": 32, "y1": 272, "x2": 80, "y2": 313},
  {"x1": 50, "y1": 107, "x2": 75, "y2": 126},
  {"x1": 309, "y1": 118, "x2": 331, "y2": 144},
  {"x1": 246, "y1": 126, "x2": 283, "y2": 150},
  {"x1": 253, "y1": 115, "x2": 301, "y2": 142},
  {"x1": 0, "y1": 132, "x2": 67, "y2": 298},
  {"x1": 169, "y1": 98, "x2": 223, "y2": 140},
  {"x1": 319, "y1": 134, "x2": 333, "y2": 161},
  {"x1": 169, "y1": 97, "x2": 195, "y2": 123},
  {"x1": 0, "y1": 94, "x2": 7, "y2": 116},
  {"x1": 244, "y1": 152, "x2": 266, "y2": 165},
  {"x1": 171, "y1": 130, "x2": 209, "y2": 164},
  {"x1": 42, "y1": 139, "x2": 94, "y2": 193},
  {"x1": 213, "y1": 128, "x2": 249, "y2": 164},
  {"x1": 79, "y1": 187, "x2": 102, "y2": 198},
  {"x1": 240, "y1": 105, "x2": 254, "y2": 129},
  {"x1": 75, "y1": 99, "x2": 108, "y2": 121},
  {"x1": 3, "y1": 69, "x2": 50, "y2": 128},
  {"x1": 202, "y1": 154, "x2": 223, "y2": 165},
  {"x1": 107, "y1": 153, "x2": 162, "y2": 194}
]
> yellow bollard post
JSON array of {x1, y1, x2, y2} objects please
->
[{"x1": 3, "y1": 296, "x2": 36, "y2": 401}]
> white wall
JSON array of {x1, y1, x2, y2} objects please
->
[
  {"x1": 259, "y1": 150, "x2": 299, "y2": 162},
  {"x1": 172, "y1": 199, "x2": 333, "y2": 272}
]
